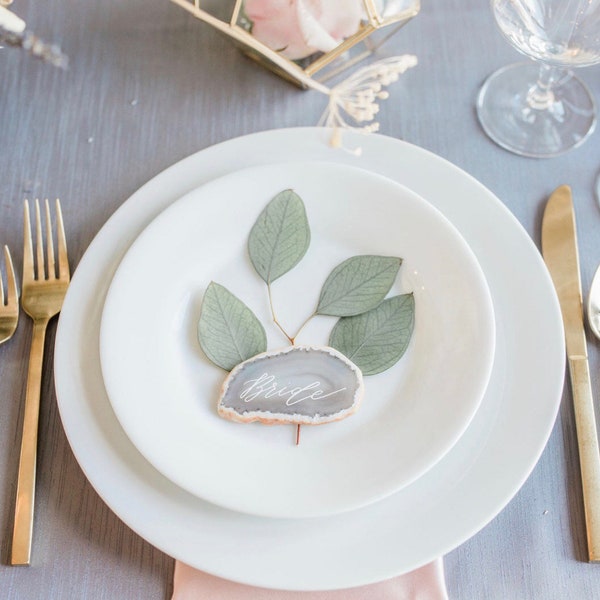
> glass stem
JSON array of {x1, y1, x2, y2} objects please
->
[{"x1": 526, "y1": 64, "x2": 563, "y2": 110}]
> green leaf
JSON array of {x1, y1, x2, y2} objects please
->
[
  {"x1": 316, "y1": 255, "x2": 402, "y2": 317},
  {"x1": 248, "y1": 189, "x2": 311, "y2": 284},
  {"x1": 198, "y1": 282, "x2": 267, "y2": 371},
  {"x1": 329, "y1": 294, "x2": 415, "y2": 376}
]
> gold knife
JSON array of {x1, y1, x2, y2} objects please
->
[{"x1": 542, "y1": 184, "x2": 600, "y2": 562}]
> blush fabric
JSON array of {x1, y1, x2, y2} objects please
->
[{"x1": 172, "y1": 558, "x2": 448, "y2": 600}]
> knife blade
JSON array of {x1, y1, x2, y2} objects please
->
[{"x1": 542, "y1": 184, "x2": 600, "y2": 563}]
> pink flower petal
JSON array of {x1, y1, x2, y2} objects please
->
[{"x1": 244, "y1": 0, "x2": 364, "y2": 60}]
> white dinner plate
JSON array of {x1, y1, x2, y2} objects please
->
[
  {"x1": 54, "y1": 128, "x2": 564, "y2": 591},
  {"x1": 99, "y1": 162, "x2": 495, "y2": 519}
]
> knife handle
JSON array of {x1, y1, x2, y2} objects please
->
[{"x1": 568, "y1": 357, "x2": 600, "y2": 562}]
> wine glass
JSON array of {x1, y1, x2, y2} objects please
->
[{"x1": 477, "y1": 0, "x2": 600, "y2": 157}]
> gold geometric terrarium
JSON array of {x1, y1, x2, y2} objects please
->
[{"x1": 170, "y1": 0, "x2": 420, "y2": 88}]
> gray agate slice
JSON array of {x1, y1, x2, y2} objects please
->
[{"x1": 218, "y1": 345, "x2": 364, "y2": 425}]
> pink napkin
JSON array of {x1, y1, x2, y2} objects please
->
[{"x1": 172, "y1": 559, "x2": 448, "y2": 600}]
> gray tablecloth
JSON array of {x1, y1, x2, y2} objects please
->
[{"x1": 1, "y1": 1, "x2": 600, "y2": 598}]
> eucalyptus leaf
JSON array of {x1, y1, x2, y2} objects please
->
[
  {"x1": 329, "y1": 294, "x2": 415, "y2": 376},
  {"x1": 248, "y1": 189, "x2": 311, "y2": 284},
  {"x1": 198, "y1": 282, "x2": 267, "y2": 371},
  {"x1": 316, "y1": 255, "x2": 402, "y2": 317}
]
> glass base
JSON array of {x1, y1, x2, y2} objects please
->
[{"x1": 476, "y1": 62, "x2": 597, "y2": 158}]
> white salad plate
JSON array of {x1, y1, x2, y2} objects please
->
[
  {"x1": 54, "y1": 128, "x2": 564, "y2": 591},
  {"x1": 99, "y1": 161, "x2": 495, "y2": 519}
]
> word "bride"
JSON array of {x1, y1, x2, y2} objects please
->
[{"x1": 240, "y1": 372, "x2": 346, "y2": 406}]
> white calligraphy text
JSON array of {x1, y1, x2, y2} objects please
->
[{"x1": 239, "y1": 372, "x2": 346, "y2": 406}]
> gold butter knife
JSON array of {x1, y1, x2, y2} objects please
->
[{"x1": 542, "y1": 184, "x2": 600, "y2": 562}]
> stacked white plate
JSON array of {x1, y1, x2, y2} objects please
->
[{"x1": 54, "y1": 128, "x2": 564, "y2": 591}]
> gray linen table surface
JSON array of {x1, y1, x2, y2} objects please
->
[{"x1": 1, "y1": 1, "x2": 600, "y2": 598}]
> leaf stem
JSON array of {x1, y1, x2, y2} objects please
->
[
  {"x1": 267, "y1": 283, "x2": 294, "y2": 344},
  {"x1": 291, "y1": 312, "x2": 316, "y2": 344},
  {"x1": 266, "y1": 286, "x2": 313, "y2": 448}
]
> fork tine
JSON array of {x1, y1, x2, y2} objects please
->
[
  {"x1": 23, "y1": 200, "x2": 34, "y2": 282},
  {"x1": 45, "y1": 199, "x2": 56, "y2": 279},
  {"x1": 4, "y1": 245, "x2": 17, "y2": 307},
  {"x1": 55, "y1": 199, "x2": 69, "y2": 280},
  {"x1": 35, "y1": 199, "x2": 44, "y2": 280}
]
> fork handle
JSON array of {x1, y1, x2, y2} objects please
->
[{"x1": 11, "y1": 318, "x2": 49, "y2": 566}]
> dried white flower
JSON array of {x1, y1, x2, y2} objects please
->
[
  {"x1": 317, "y1": 55, "x2": 418, "y2": 151},
  {"x1": 0, "y1": 5, "x2": 68, "y2": 68}
]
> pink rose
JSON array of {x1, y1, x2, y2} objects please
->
[{"x1": 244, "y1": 0, "x2": 364, "y2": 60}]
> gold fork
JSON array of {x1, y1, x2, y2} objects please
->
[
  {"x1": 0, "y1": 245, "x2": 18, "y2": 345},
  {"x1": 11, "y1": 199, "x2": 69, "y2": 566}
]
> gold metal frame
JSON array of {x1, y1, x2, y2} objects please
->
[{"x1": 170, "y1": 0, "x2": 420, "y2": 88}]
